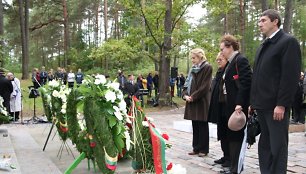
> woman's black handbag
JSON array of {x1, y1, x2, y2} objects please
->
[{"x1": 247, "y1": 111, "x2": 261, "y2": 148}]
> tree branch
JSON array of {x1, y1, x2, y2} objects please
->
[
  {"x1": 30, "y1": 18, "x2": 63, "y2": 32},
  {"x1": 138, "y1": 1, "x2": 162, "y2": 48},
  {"x1": 171, "y1": 1, "x2": 194, "y2": 32}
]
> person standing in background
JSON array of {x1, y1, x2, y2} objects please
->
[
  {"x1": 147, "y1": 73, "x2": 153, "y2": 97},
  {"x1": 152, "y1": 72, "x2": 159, "y2": 98},
  {"x1": 40, "y1": 66, "x2": 48, "y2": 86},
  {"x1": 0, "y1": 68, "x2": 13, "y2": 114},
  {"x1": 32, "y1": 68, "x2": 41, "y2": 89},
  {"x1": 67, "y1": 70, "x2": 75, "y2": 88},
  {"x1": 7, "y1": 72, "x2": 22, "y2": 122},
  {"x1": 250, "y1": 9, "x2": 301, "y2": 174},
  {"x1": 117, "y1": 70, "x2": 127, "y2": 91},
  {"x1": 75, "y1": 68, "x2": 84, "y2": 86},
  {"x1": 48, "y1": 69, "x2": 55, "y2": 81}
]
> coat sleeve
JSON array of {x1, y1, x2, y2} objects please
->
[
  {"x1": 277, "y1": 37, "x2": 301, "y2": 107},
  {"x1": 235, "y1": 57, "x2": 252, "y2": 105},
  {"x1": 191, "y1": 65, "x2": 213, "y2": 102}
]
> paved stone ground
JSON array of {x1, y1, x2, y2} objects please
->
[{"x1": 0, "y1": 107, "x2": 306, "y2": 174}]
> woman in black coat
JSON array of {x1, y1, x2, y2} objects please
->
[
  {"x1": 219, "y1": 35, "x2": 252, "y2": 174},
  {"x1": 208, "y1": 53, "x2": 230, "y2": 167}
]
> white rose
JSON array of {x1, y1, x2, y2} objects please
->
[
  {"x1": 105, "y1": 90, "x2": 117, "y2": 103},
  {"x1": 113, "y1": 106, "x2": 123, "y2": 120},
  {"x1": 108, "y1": 82, "x2": 120, "y2": 91},
  {"x1": 61, "y1": 108, "x2": 66, "y2": 114},
  {"x1": 48, "y1": 80, "x2": 59, "y2": 87},
  {"x1": 96, "y1": 75, "x2": 106, "y2": 84},
  {"x1": 118, "y1": 100, "x2": 126, "y2": 112},
  {"x1": 52, "y1": 90, "x2": 60, "y2": 98},
  {"x1": 62, "y1": 103, "x2": 67, "y2": 109},
  {"x1": 117, "y1": 92, "x2": 124, "y2": 100}
]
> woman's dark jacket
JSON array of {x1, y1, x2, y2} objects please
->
[
  {"x1": 223, "y1": 53, "x2": 252, "y2": 141},
  {"x1": 183, "y1": 61, "x2": 213, "y2": 121}
]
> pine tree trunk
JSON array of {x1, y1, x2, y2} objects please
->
[
  {"x1": 261, "y1": 0, "x2": 269, "y2": 11},
  {"x1": 104, "y1": 0, "x2": 108, "y2": 73},
  {"x1": 19, "y1": 0, "x2": 29, "y2": 80},
  {"x1": 94, "y1": 1, "x2": 99, "y2": 46},
  {"x1": 62, "y1": 0, "x2": 69, "y2": 67},
  {"x1": 239, "y1": 0, "x2": 246, "y2": 54},
  {"x1": 283, "y1": 0, "x2": 294, "y2": 33},
  {"x1": 158, "y1": 0, "x2": 172, "y2": 105}
]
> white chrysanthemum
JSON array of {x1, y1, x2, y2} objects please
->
[
  {"x1": 118, "y1": 100, "x2": 126, "y2": 112},
  {"x1": 52, "y1": 90, "x2": 60, "y2": 98},
  {"x1": 96, "y1": 74, "x2": 106, "y2": 84},
  {"x1": 48, "y1": 80, "x2": 60, "y2": 87},
  {"x1": 116, "y1": 92, "x2": 124, "y2": 100},
  {"x1": 105, "y1": 90, "x2": 117, "y2": 103},
  {"x1": 168, "y1": 164, "x2": 187, "y2": 174},
  {"x1": 142, "y1": 121, "x2": 149, "y2": 127},
  {"x1": 113, "y1": 106, "x2": 123, "y2": 120},
  {"x1": 108, "y1": 82, "x2": 120, "y2": 91},
  {"x1": 61, "y1": 108, "x2": 66, "y2": 114},
  {"x1": 60, "y1": 95, "x2": 67, "y2": 103},
  {"x1": 124, "y1": 131, "x2": 131, "y2": 150}
]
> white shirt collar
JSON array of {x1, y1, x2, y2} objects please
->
[{"x1": 269, "y1": 29, "x2": 280, "y2": 39}]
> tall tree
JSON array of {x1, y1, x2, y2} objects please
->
[
  {"x1": 62, "y1": 0, "x2": 69, "y2": 67},
  {"x1": 239, "y1": 0, "x2": 246, "y2": 54},
  {"x1": 261, "y1": 0, "x2": 269, "y2": 11},
  {"x1": 283, "y1": 0, "x2": 294, "y2": 33},
  {"x1": 104, "y1": 0, "x2": 108, "y2": 73},
  {"x1": 19, "y1": 0, "x2": 29, "y2": 79}
]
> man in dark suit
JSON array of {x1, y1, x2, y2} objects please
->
[
  {"x1": 123, "y1": 74, "x2": 139, "y2": 108},
  {"x1": 0, "y1": 68, "x2": 13, "y2": 113},
  {"x1": 250, "y1": 9, "x2": 301, "y2": 174}
]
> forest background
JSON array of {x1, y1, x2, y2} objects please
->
[{"x1": 0, "y1": 0, "x2": 305, "y2": 104}]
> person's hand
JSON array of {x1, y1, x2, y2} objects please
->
[
  {"x1": 185, "y1": 96, "x2": 192, "y2": 102},
  {"x1": 273, "y1": 106, "x2": 285, "y2": 121},
  {"x1": 235, "y1": 105, "x2": 243, "y2": 113}
]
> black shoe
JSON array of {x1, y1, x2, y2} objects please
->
[
  {"x1": 222, "y1": 160, "x2": 231, "y2": 167},
  {"x1": 214, "y1": 157, "x2": 225, "y2": 164},
  {"x1": 219, "y1": 170, "x2": 231, "y2": 174}
]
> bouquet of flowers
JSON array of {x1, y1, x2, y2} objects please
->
[
  {"x1": 42, "y1": 80, "x2": 70, "y2": 141},
  {"x1": 0, "y1": 96, "x2": 10, "y2": 123},
  {"x1": 71, "y1": 75, "x2": 131, "y2": 174}
]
